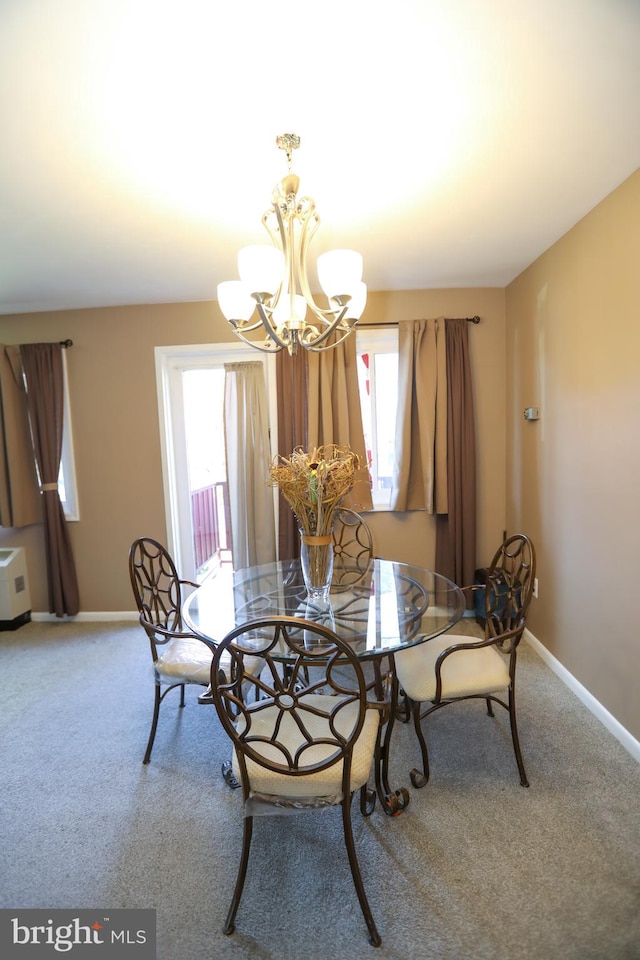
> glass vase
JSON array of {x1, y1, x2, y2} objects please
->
[{"x1": 300, "y1": 531, "x2": 334, "y2": 601}]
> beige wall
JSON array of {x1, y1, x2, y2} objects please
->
[
  {"x1": 0, "y1": 288, "x2": 506, "y2": 614},
  {"x1": 506, "y1": 167, "x2": 640, "y2": 741}
]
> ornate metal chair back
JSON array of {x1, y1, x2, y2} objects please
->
[
  {"x1": 129, "y1": 536, "x2": 185, "y2": 632},
  {"x1": 332, "y1": 508, "x2": 374, "y2": 587},
  {"x1": 483, "y1": 534, "x2": 536, "y2": 650}
]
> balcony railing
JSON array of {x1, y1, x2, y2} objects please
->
[{"x1": 191, "y1": 481, "x2": 231, "y2": 574}]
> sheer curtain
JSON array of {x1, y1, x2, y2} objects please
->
[
  {"x1": 223, "y1": 361, "x2": 276, "y2": 570},
  {"x1": 435, "y1": 319, "x2": 476, "y2": 593},
  {"x1": 307, "y1": 336, "x2": 373, "y2": 512},
  {"x1": 0, "y1": 346, "x2": 41, "y2": 527},
  {"x1": 391, "y1": 318, "x2": 448, "y2": 513},
  {"x1": 275, "y1": 350, "x2": 308, "y2": 560},
  {"x1": 19, "y1": 343, "x2": 80, "y2": 616}
]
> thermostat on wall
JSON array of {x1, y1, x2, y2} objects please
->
[{"x1": 523, "y1": 407, "x2": 540, "y2": 421}]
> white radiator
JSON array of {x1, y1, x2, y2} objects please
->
[{"x1": 0, "y1": 547, "x2": 31, "y2": 628}]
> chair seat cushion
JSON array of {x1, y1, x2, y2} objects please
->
[
  {"x1": 395, "y1": 634, "x2": 511, "y2": 702},
  {"x1": 232, "y1": 694, "x2": 380, "y2": 798},
  {"x1": 156, "y1": 637, "x2": 212, "y2": 684},
  {"x1": 156, "y1": 638, "x2": 261, "y2": 686}
]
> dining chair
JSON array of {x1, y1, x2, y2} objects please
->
[
  {"x1": 332, "y1": 507, "x2": 375, "y2": 587},
  {"x1": 210, "y1": 615, "x2": 389, "y2": 947},
  {"x1": 395, "y1": 534, "x2": 536, "y2": 789},
  {"x1": 129, "y1": 537, "x2": 215, "y2": 764}
]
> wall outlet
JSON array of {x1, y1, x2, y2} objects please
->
[{"x1": 533, "y1": 578, "x2": 539, "y2": 599}]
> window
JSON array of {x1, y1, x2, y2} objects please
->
[
  {"x1": 356, "y1": 327, "x2": 398, "y2": 510},
  {"x1": 58, "y1": 349, "x2": 79, "y2": 520}
]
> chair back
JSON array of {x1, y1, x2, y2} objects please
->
[
  {"x1": 129, "y1": 537, "x2": 185, "y2": 632},
  {"x1": 332, "y1": 508, "x2": 374, "y2": 587},
  {"x1": 483, "y1": 534, "x2": 536, "y2": 648},
  {"x1": 211, "y1": 616, "x2": 369, "y2": 794}
]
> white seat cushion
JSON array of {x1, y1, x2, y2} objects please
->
[
  {"x1": 232, "y1": 694, "x2": 380, "y2": 798},
  {"x1": 395, "y1": 634, "x2": 510, "y2": 702},
  {"x1": 156, "y1": 637, "x2": 212, "y2": 684},
  {"x1": 155, "y1": 638, "x2": 261, "y2": 686}
]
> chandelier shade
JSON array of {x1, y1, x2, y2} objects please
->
[
  {"x1": 216, "y1": 280, "x2": 254, "y2": 324},
  {"x1": 217, "y1": 134, "x2": 367, "y2": 355}
]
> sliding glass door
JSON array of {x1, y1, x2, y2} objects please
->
[{"x1": 154, "y1": 343, "x2": 277, "y2": 581}]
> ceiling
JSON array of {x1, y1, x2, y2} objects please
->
[{"x1": 1, "y1": 0, "x2": 639, "y2": 317}]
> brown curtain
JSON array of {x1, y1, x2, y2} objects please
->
[
  {"x1": 275, "y1": 350, "x2": 308, "y2": 560},
  {"x1": 20, "y1": 343, "x2": 80, "y2": 617},
  {"x1": 391, "y1": 318, "x2": 448, "y2": 513},
  {"x1": 307, "y1": 336, "x2": 373, "y2": 512},
  {"x1": 0, "y1": 346, "x2": 41, "y2": 527},
  {"x1": 435, "y1": 319, "x2": 476, "y2": 595}
]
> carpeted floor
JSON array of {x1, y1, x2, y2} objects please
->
[{"x1": 1, "y1": 619, "x2": 639, "y2": 960}]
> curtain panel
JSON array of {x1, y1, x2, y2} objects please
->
[
  {"x1": 0, "y1": 346, "x2": 41, "y2": 527},
  {"x1": 307, "y1": 336, "x2": 373, "y2": 512},
  {"x1": 275, "y1": 349, "x2": 308, "y2": 560},
  {"x1": 223, "y1": 361, "x2": 276, "y2": 570},
  {"x1": 20, "y1": 342, "x2": 80, "y2": 617},
  {"x1": 435, "y1": 319, "x2": 476, "y2": 593}
]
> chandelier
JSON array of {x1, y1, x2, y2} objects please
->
[{"x1": 217, "y1": 134, "x2": 367, "y2": 355}]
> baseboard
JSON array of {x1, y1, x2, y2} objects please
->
[
  {"x1": 30, "y1": 611, "x2": 139, "y2": 622},
  {"x1": 524, "y1": 627, "x2": 640, "y2": 763}
]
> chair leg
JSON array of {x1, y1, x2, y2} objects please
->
[
  {"x1": 342, "y1": 795, "x2": 381, "y2": 947},
  {"x1": 508, "y1": 689, "x2": 529, "y2": 787},
  {"x1": 359, "y1": 782, "x2": 376, "y2": 816},
  {"x1": 485, "y1": 695, "x2": 494, "y2": 716},
  {"x1": 396, "y1": 688, "x2": 411, "y2": 723},
  {"x1": 221, "y1": 759, "x2": 241, "y2": 790},
  {"x1": 224, "y1": 815, "x2": 253, "y2": 935},
  {"x1": 179, "y1": 683, "x2": 186, "y2": 707},
  {"x1": 143, "y1": 685, "x2": 162, "y2": 764},
  {"x1": 409, "y1": 701, "x2": 431, "y2": 789}
]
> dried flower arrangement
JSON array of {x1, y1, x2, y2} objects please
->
[{"x1": 267, "y1": 444, "x2": 360, "y2": 537}]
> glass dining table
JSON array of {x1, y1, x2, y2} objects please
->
[{"x1": 183, "y1": 557, "x2": 465, "y2": 815}]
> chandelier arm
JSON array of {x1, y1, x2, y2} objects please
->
[
  {"x1": 229, "y1": 327, "x2": 282, "y2": 353},
  {"x1": 262, "y1": 209, "x2": 284, "y2": 254},
  {"x1": 295, "y1": 203, "x2": 356, "y2": 330},
  {"x1": 229, "y1": 314, "x2": 268, "y2": 335},
  {"x1": 296, "y1": 206, "x2": 333, "y2": 321},
  {"x1": 270, "y1": 193, "x2": 333, "y2": 330},
  {"x1": 304, "y1": 322, "x2": 355, "y2": 352},
  {"x1": 285, "y1": 211, "x2": 298, "y2": 319},
  {"x1": 296, "y1": 200, "x2": 348, "y2": 324},
  {"x1": 298, "y1": 307, "x2": 352, "y2": 349},
  {"x1": 269, "y1": 200, "x2": 291, "y2": 315},
  {"x1": 254, "y1": 300, "x2": 290, "y2": 350}
]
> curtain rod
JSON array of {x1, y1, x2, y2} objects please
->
[
  {"x1": 60, "y1": 339, "x2": 73, "y2": 347},
  {"x1": 358, "y1": 316, "x2": 480, "y2": 329}
]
